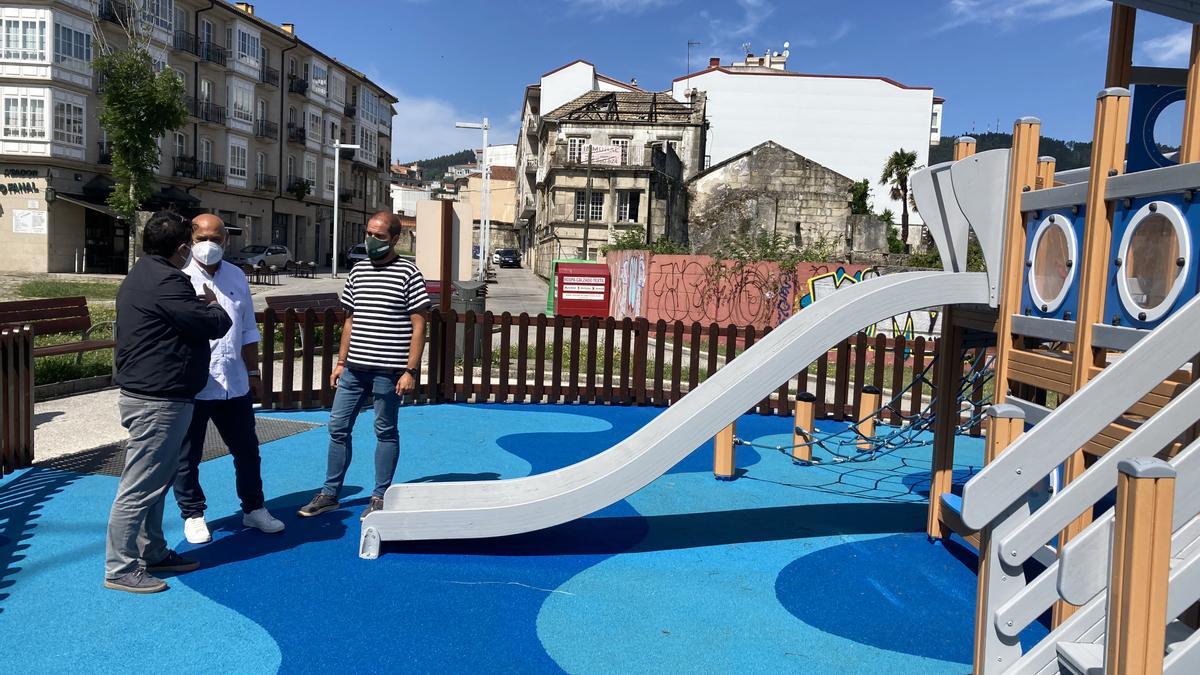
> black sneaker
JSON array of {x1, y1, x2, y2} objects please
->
[
  {"x1": 360, "y1": 496, "x2": 384, "y2": 521},
  {"x1": 298, "y1": 492, "x2": 339, "y2": 518},
  {"x1": 147, "y1": 550, "x2": 200, "y2": 573},
  {"x1": 104, "y1": 568, "x2": 168, "y2": 594}
]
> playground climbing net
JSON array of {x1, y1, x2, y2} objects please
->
[{"x1": 736, "y1": 349, "x2": 994, "y2": 465}]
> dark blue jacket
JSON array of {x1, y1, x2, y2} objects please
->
[{"x1": 114, "y1": 255, "x2": 232, "y2": 399}]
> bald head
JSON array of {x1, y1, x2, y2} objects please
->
[
  {"x1": 367, "y1": 211, "x2": 402, "y2": 239},
  {"x1": 191, "y1": 213, "x2": 226, "y2": 244}
]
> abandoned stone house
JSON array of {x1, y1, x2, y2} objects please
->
[
  {"x1": 686, "y1": 140, "x2": 887, "y2": 258},
  {"x1": 523, "y1": 89, "x2": 707, "y2": 277}
]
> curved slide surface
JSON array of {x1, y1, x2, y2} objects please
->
[{"x1": 361, "y1": 271, "x2": 991, "y2": 555}]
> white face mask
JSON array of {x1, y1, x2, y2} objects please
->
[{"x1": 192, "y1": 241, "x2": 224, "y2": 266}]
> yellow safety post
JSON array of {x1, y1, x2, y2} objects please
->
[
  {"x1": 792, "y1": 392, "x2": 816, "y2": 463},
  {"x1": 856, "y1": 386, "x2": 882, "y2": 451},
  {"x1": 713, "y1": 421, "x2": 736, "y2": 480}
]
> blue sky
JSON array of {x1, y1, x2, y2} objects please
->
[{"x1": 249, "y1": 0, "x2": 1195, "y2": 161}]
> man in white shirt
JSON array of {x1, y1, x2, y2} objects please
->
[{"x1": 175, "y1": 213, "x2": 284, "y2": 544}]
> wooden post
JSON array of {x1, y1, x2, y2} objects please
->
[
  {"x1": 927, "y1": 313, "x2": 965, "y2": 539},
  {"x1": 792, "y1": 392, "x2": 816, "y2": 463},
  {"x1": 439, "y1": 198, "x2": 453, "y2": 315},
  {"x1": 856, "y1": 385, "x2": 881, "y2": 451},
  {"x1": 1104, "y1": 458, "x2": 1176, "y2": 675},
  {"x1": 1036, "y1": 155, "x2": 1056, "y2": 190},
  {"x1": 953, "y1": 136, "x2": 977, "y2": 161},
  {"x1": 714, "y1": 421, "x2": 736, "y2": 480},
  {"x1": 1057, "y1": 87, "x2": 1132, "y2": 625},
  {"x1": 972, "y1": 405, "x2": 1027, "y2": 675},
  {"x1": 1181, "y1": 26, "x2": 1200, "y2": 164},
  {"x1": 1105, "y1": 3, "x2": 1136, "y2": 88}
]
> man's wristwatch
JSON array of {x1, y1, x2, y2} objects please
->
[{"x1": 400, "y1": 367, "x2": 419, "y2": 378}]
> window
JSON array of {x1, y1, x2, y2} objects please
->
[
  {"x1": 304, "y1": 155, "x2": 316, "y2": 186},
  {"x1": 287, "y1": 154, "x2": 295, "y2": 179},
  {"x1": 574, "y1": 191, "x2": 603, "y2": 221},
  {"x1": 307, "y1": 110, "x2": 321, "y2": 142},
  {"x1": 229, "y1": 81, "x2": 253, "y2": 123},
  {"x1": 145, "y1": 0, "x2": 174, "y2": 31},
  {"x1": 568, "y1": 137, "x2": 586, "y2": 163},
  {"x1": 53, "y1": 23, "x2": 91, "y2": 66},
  {"x1": 613, "y1": 138, "x2": 629, "y2": 165},
  {"x1": 229, "y1": 140, "x2": 247, "y2": 178},
  {"x1": 617, "y1": 191, "x2": 640, "y2": 222},
  {"x1": 199, "y1": 137, "x2": 212, "y2": 163},
  {"x1": 174, "y1": 6, "x2": 187, "y2": 33},
  {"x1": 331, "y1": 73, "x2": 345, "y2": 105},
  {"x1": 366, "y1": 178, "x2": 375, "y2": 206},
  {"x1": 590, "y1": 191, "x2": 603, "y2": 220},
  {"x1": 256, "y1": 98, "x2": 267, "y2": 122},
  {"x1": 173, "y1": 131, "x2": 186, "y2": 158},
  {"x1": 236, "y1": 28, "x2": 260, "y2": 66},
  {"x1": 324, "y1": 163, "x2": 334, "y2": 192},
  {"x1": 287, "y1": 56, "x2": 296, "y2": 76},
  {"x1": 199, "y1": 19, "x2": 213, "y2": 45},
  {"x1": 3, "y1": 94, "x2": 45, "y2": 139},
  {"x1": 574, "y1": 191, "x2": 586, "y2": 221},
  {"x1": 287, "y1": 106, "x2": 296, "y2": 125},
  {"x1": 52, "y1": 101, "x2": 83, "y2": 145},
  {"x1": 200, "y1": 78, "x2": 213, "y2": 103},
  {"x1": 311, "y1": 62, "x2": 327, "y2": 96},
  {"x1": 4, "y1": 18, "x2": 47, "y2": 62}
]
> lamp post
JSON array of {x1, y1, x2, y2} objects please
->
[
  {"x1": 455, "y1": 118, "x2": 489, "y2": 281},
  {"x1": 331, "y1": 140, "x2": 360, "y2": 278}
]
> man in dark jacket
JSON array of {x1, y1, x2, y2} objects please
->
[{"x1": 104, "y1": 211, "x2": 232, "y2": 594}]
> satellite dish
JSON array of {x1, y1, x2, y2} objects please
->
[
  {"x1": 782, "y1": 49, "x2": 790, "y2": 58},
  {"x1": 783, "y1": 41, "x2": 790, "y2": 50}
]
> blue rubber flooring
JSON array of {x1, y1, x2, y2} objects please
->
[{"x1": 0, "y1": 403, "x2": 1045, "y2": 673}]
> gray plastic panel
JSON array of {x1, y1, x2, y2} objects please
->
[
  {"x1": 360, "y1": 271, "x2": 991, "y2": 547},
  {"x1": 911, "y1": 162, "x2": 967, "y2": 272},
  {"x1": 1006, "y1": 396, "x2": 1052, "y2": 426},
  {"x1": 1092, "y1": 323, "x2": 1149, "y2": 351},
  {"x1": 951, "y1": 148, "x2": 1011, "y2": 306},
  {"x1": 1012, "y1": 315, "x2": 1077, "y2": 343},
  {"x1": 1106, "y1": 161, "x2": 1200, "y2": 201},
  {"x1": 1021, "y1": 182, "x2": 1089, "y2": 213}
]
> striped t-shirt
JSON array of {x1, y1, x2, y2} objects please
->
[{"x1": 341, "y1": 256, "x2": 431, "y2": 372}]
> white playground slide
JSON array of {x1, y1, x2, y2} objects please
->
[{"x1": 358, "y1": 270, "x2": 992, "y2": 557}]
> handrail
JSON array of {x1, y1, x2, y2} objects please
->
[
  {"x1": 1163, "y1": 551, "x2": 1200, "y2": 673},
  {"x1": 960, "y1": 291, "x2": 1200, "y2": 530},
  {"x1": 1000, "y1": 380, "x2": 1200, "y2": 563}
]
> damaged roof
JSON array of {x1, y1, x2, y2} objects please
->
[{"x1": 544, "y1": 91, "x2": 704, "y2": 125}]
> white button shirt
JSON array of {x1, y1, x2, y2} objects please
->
[{"x1": 184, "y1": 259, "x2": 261, "y2": 400}]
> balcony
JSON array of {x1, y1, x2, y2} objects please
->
[
  {"x1": 343, "y1": 102, "x2": 357, "y2": 118},
  {"x1": 174, "y1": 30, "x2": 201, "y2": 58},
  {"x1": 287, "y1": 76, "x2": 309, "y2": 96},
  {"x1": 520, "y1": 195, "x2": 534, "y2": 219},
  {"x1": 98, "y1": 0, "x2": 130, "y2": 24},
  {"x1": 260, "y1": 65, "x2": 280, "y2": 88},
  {"x1": 286, "y1": 124, "x2": 306, "y2": 144},
  {"x1": 255, "y1": 173, "x2": 278, "y2": 192},
  {"x1": 338, "y1": 187, "x2": 354, "y2": 202},
  {"x1": 197, "y1": 161, "x2": 225, "y2": 183},
  {"x1": 338, "y1": 146, "x2": 356, "y2": 160},
  {"x1": 524, "y1": 114, "x2": 540, "y2": 137},
  {"x1": 524, "y1": 157, "x2": 537, "y2": 174},
  {"x1": 376, "y1": 156, "x2": 386, "y2": 171},
  {"x1": 255, "y1": 119, "x2": 279, "y2": 141},
  {"x1": 286, "y1": 175, "x2": 313, "y2": 197},
  {"x1": 199, "y1": 41, "x2": 227, "y2": 67},
  {"x1": 94, "y1": 72, "x2": 107, "y2": 94},
  {"x1": 551, "y1": 145, "x2": 644, "y2": 169},
  {"x1": 196, "y1": 100, "x2": 226, "y2": 125},
  {"x1": 174, "y1": 156, "x2": 198, "y2": 179},
  {"x1": 97, "y1": 141, "x2": 112, "y2": 165}
]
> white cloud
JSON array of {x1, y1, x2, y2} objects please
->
[
  {"x1": 1141, "y1": 28, "x2": 1192, "y2": 67},
  {"x1": 938, "y1": 0, "x2": 1107, "y2": 32},
  {"x1": 566, "y1": 0, "x2": 674, "y2": 15}
]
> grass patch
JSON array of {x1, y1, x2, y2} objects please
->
[
  {"x1": 18, "y1": 279, "x2": 120, "y2": 300},
  {"x1": 32, "y1": 306, "x2": 115, "y2": 386}
]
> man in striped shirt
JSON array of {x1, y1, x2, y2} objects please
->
[{"x1": 298, "y1": 211, "x2": 430, "y2": 520}]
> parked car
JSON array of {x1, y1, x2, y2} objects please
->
[
  {"x1": 495, "y1": 248, "x2": 521, "y2": 268},
  {"x1": 347, "y1": 244, "x2": 369, "y2": 265},
  {"x1": 228, "y1": 244, "x2": 291, "y2": 269}
]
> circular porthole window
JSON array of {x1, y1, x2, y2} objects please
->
[
  {"x1": 1116, "y1": 201, "x2": 1191, "y2": 323},
  {"x1": 1027, "y1": 214, "x2": 1076, "y2": 313}
]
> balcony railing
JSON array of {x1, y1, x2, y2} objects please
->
[
  {"x1": 97, "y1": 141, "x2": 112, "y2": 165},
  {"x1": 255, "y1": 173, "x2": 278, "y2": 192},
  {"x1": 199, "y1": 41, "x2": 227, "y2": 67},
  {"x1": 197, "y1": 161, "x2": 225, "y2": 183},
  {"x1": 98, "y1": 0, "x2": 131, "y2": 24},
  {"x1": 255, "y1": 119, "x2": 279, "y2": 141},
  {"x1": 174, "y1": 156, "x2": 198, "y2": 179},
  {"x1": 524, "y1": 157, "x2": 537, "y2": 174},
  {"x1": 551, "y1": 145, "x2": 644, "y2": 168},
  {"x1": 524, "y1": 114, "x2": 540, "y2": 136},
  {"x1": 196, "y1": 100, "x2": 226, "y2": 125},
  {"x1": 338, "y1": 146, "x2": 356, "y2": 160},
  {"x1": 287, "y1": 76, "x2": 309, "y2": 95},
  {"x1": 260, "y1": 65, "x2": 280, "y2": 87},
  {"x1": 376, "y1": 156, "x2": 386, "y2": 171},
  {"x1": 343, "y1": 102, "x2": 357, "y2": 117},
  {"x1": 286, "y1": 175, "x2": 313, "y2": 194},
  {"x1": 286, "y1": 124, "x2": 306, "y2": 144},
  {"x1": 174, "y1": 30, "x2": 201, "y2": 57},
  {"x1": 338, "y1": 187, "x2": 354, "y2": 202},
  {"x1": 94, "y1": 72, "x2": 107, "y2": 94}
]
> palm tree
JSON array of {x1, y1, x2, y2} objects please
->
[{"x1": 879, "y1": 149, "x2": 919, "y2": 251}]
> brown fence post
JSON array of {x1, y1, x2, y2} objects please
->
[
  {"x1": 714, "y1": 421, "x2": 736, "y2": 480},
  {"x1": 428, "y1": 308, "x2": 442, "y2": 403},
  {"x1": 462, "y1": 311, "x2": 476, "y2": 402},
  {"x1": 261, "y1": 309, "x2": 276, "y2": 410},
  {"x1": 301, "y1": 309, "x2": 316, "y2": 408},
  {"x1": 856, "y1": 385, "x2": 882, "y2": 450},
  {"x1": 792, "y1": 391, "x2": 816, "y2": 464},
  {"x1": 498, "y1": 312, "x2": 512, "y2": 403},
  {"x1": 516, "y1": 313, "x2": 530, "y2": 403},
  {"x1": 442, "y1": 309, "x2": 457, "y2": 402},
  {"x1": 280, "y1": 309, "x2": 296, "y2": 409},
  {"x1": 1104, "y1": 458, "x2": 1175, "y2": 675},
  {"x1": 633, "y1": 318, "x2": 648, "y2": 405}
]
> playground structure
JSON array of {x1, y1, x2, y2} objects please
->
[{"x1": 360, "y1": 2, "x2": 1200, "y2": 672}]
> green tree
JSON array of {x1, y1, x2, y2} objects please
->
[
  {"x1": 849, "y1": 178, "x2": 871, "y2": 215},
  {"x1": 879, "y1": 148, "x2": 920, "y2": 249},
  {"x1": 91, "y1": 6, "x2": 188, "y2": 269}
]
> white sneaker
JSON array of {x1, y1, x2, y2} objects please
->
[
  {"x1": 183, "y1": 516, "x2": 212, "y2": 544},
  {"x1": 243, "y1": 507, "x2": 285, "y2": 534}
]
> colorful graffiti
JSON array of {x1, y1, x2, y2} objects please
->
[{"x1": 609, "y1": 250, "x2": 648, "y2": 320}]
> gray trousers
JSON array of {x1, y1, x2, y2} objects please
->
[{"x1": 104, "y1": 393, "x2": 194, "y2": 579}]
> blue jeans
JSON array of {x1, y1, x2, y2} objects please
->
[{"x1": 322, "y1": 367, "x2": 401, "y2": 499}]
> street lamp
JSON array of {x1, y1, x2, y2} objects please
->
[
  {"x1": 331, "y1": 140, "x2": 360, "y2": 278},
  {"x1": 455, "y1": 118, "x2": 489, "y2": 281}
]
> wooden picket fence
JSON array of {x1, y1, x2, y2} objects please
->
[
  {"x1": 0, "y1": 325, "x2": 35, "y2": 476},
  {"x1": 255, "y1": 308, "x2": 981, "y2": 435}
]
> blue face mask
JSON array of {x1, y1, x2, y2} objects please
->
[{"x1": 365, "y1": 236, "x2": 393, "y2": 260}]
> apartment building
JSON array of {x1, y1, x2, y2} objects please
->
[
  {"x1": 515, "y1": 60, "x2": 705, "y2": 276},
  {"x1": 0, "y1": 0, "x2": 395, "y2": 274}
]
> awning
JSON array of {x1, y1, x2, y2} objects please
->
[
  {"x1": 56, "y1": 192, "x2": 120, "y2": 219},
  {"x1": 158, "y1": 185, "x2": 200, "y2": 206}
]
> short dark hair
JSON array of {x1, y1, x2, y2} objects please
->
[
  {"x1": 371, "y1": 211, "x2": 403, "y2": 238},
  {"x1": 142, "y1": 211, "x2": 191, "y2": 258}
]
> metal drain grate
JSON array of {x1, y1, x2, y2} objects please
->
[{"x1": 35, "y1": 416, "x2": 322, "y2": 477}]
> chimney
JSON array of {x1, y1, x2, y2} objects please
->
[
  {"x1": 281, "y1": 22, "x2": 295, "y2": 35},
  {"x1": 235, "y1": 2, "x2": 254, "y2": 14},
  {"x1": 708, "y1": 57, "x2": 719, "y2": 67},
  {"x1": 630, "y1": 77, "x2": 637, "y2": 86}
]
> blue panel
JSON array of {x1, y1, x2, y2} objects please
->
[
  {"x1": 940, "y1": 492, "x2": 963, "y2": 515},
  {"x1": 1020, "y1": 207, "x2": 1084, "y2": 320},
  {"x1": 1104, "y1": 194, "x2": 1200, "y2": 329},
  {"x1": 1127, "y1": 84, "x2": 1185, "y2": 174}
]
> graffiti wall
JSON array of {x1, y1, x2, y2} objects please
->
[{"x1": 604, "y1": 251, "x2": 942, "y2": 340}]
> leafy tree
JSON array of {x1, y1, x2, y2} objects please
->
[
  {"x1": 599, "y1": 226, "x2": 686, "y2": 255},
  {"x1": 849, "y1": 178, "x2": 871, "y2": 215},
  {"x1": 879, "y1": 148, "x2": 920, "y2": 249},
  {"x1": 91, "y1": 6, "x2": 188, "y2": 269}
]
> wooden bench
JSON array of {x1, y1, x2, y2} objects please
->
[
  {"x1": 0, "y1": 296, "x2": 115, "y2": 360},
  {"x1": 265, "y1": 292, "x2": 343, "y2": 317}
]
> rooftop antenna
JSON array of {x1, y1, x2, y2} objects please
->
[
  {"x1": 687, "y1": 39, "x2": 702, "y2": 93},
  {"x1": 741, "y1": 41, "x2": 752, "y2": 56}
]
